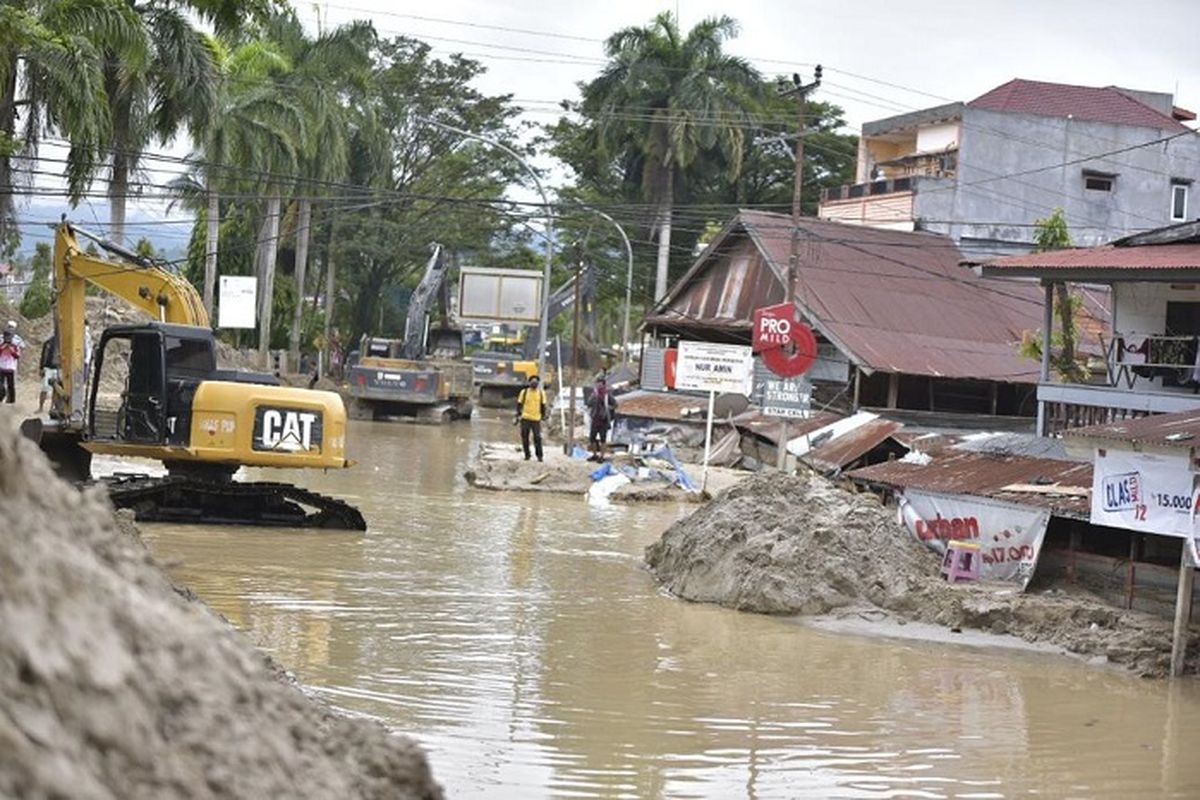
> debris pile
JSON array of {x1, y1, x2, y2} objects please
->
[
  {"x1": 645, "y1": 471, "x2": 1199, "y2": 677},
  {"x1": 0, "y1": 418, "x2": 442, "y2": 799}
]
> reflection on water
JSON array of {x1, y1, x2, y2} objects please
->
[{"x1": 140, "y1": 416, "x2": 1200, "y2": 799}]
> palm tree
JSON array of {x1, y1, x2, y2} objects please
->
[
  {"x1": 582, "y1": 12, "x2": 760, "y2": 299},
  {"x1": 97, "y1": 2, "x2": 219, "y2": 246},
  {"x1": 0, "y1": 0, "x2": 140, "y2": 253},
  {"x1": 189, "y1": 38, "x2": 291, "y2": 315},
  {"x1": 262, "y1": 11, "x2": 374, "y2": 367}
]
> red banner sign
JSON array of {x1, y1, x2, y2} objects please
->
[{"x1": 753, "y1": 303, "x2": 817, "y2": 378}]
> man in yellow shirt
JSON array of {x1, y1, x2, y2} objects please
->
[{"x1": 515, "y1": 375, "x2": 547, "y2": 462}]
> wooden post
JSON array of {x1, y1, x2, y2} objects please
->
[
  {"x1": 776, "y1": 419, "x2": 789, "y2": 472},
  {"x1": 990, "y1": 382, "x2": 999, "y2": 416},
  {"x1": 1170, "y1": 544, "x2": 1195, "y2": 678},
  {"x1": 852, "y1": 366, "x2": 861, "y2": 411},
  {"x1": 887, "y1": 373, "x2": 899, "y2": 409},
  {"x1": 702, "y1": 390, "x2": 716, "y2": 493},
  {"x1": 565, "y1": 256, "x2": 584, "y2": 455},
  {"x1": 1037, "y1": 281, "x2": 1054, "y2": 437},
  {"x1": 1126, "y1": 534, "x2": 1138, "y2": 610}
]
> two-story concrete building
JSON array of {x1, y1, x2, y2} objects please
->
[{"x1": 820, "y1": 79, "x2": 1198, "y2": 259}]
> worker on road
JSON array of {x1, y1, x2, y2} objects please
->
[
  {"x1": 516, "y1": 374, "x2": 547, "y2": 462},
  {"x1": 0, "y1": 321, "x2": 21, "y2": 404},
  {"x1": 586, "y1": 375, "x2": 617, "y2": 462}
]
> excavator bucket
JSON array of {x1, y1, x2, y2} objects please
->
[{"x1": 21, "y1": 417, "x2": 93, "y2": 483}]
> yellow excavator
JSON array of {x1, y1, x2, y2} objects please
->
[{"x1": 21, "y1": 220, "x2": 365, "y2": 529}]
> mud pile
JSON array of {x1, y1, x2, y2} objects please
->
[
  {"x1": 646, "y1": 472, "x2": 1199, "y2": 677},
  {"x1": 0, "y1": 419, "x2": 442, "y2": 799},
  {"x1": 646, "y1": 473, "x2": 938, "y2": 614}
]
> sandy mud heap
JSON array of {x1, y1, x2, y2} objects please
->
[
  {"x1": 0, "y1": 420, "x2": 442, "y2": 800},
  {"x1": 645, "y1": 472, "x2": 1199, "y2": 677}
]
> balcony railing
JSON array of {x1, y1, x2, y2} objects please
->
[
  {"x1": 1039, "y1": 382, "x2": 1200, "y2": 437},
  {"x1": 1104, "y1": 333, "x2": 1200, "y2": 389},
  {"x1": 821, "y1": 177, "x2": 913, "y2": 203}
]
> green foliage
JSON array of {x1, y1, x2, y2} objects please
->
[
  {"x1": 1025, "y1": 208, "x2": 1086, "y2": 382},
  {"x1": 19, "y1": 241, "x2": 52, "y2": 318}
]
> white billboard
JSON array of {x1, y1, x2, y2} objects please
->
[
  {"x1": 218, "y1": 276, "x2": 256, "y2": 329},
  {"x1": 458, "y1": 267, "x2": 543, "y2": 323},
  {"x1": 676, "y1": 341, "x2": 754, "y2": 396}
]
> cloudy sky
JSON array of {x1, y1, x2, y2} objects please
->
[{"x1": 21, "y1": 0, "x2": 1200, "y2": 253}]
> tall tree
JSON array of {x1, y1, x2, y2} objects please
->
[
  {"x1": 0, "y1": 0, "x2": 140, "y2": 255},
  {"x1": 1034, "y1": 207, "x2": 1083, "y2": 382},
  {"x1": 95, "y1": 1, "x2": 223, "y2": 246},
  {"x1": 579, "y1": 12, "x2": 761, "y2": 300},
  {"x1": 263, "y1": 11, "x2": 374, "y2": 367}
]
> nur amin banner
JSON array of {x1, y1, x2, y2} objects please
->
[{"x1": 898, "y1": 490, "x2": 1051, "y2": 589}]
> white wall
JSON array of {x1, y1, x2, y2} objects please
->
[
  {"x1": 1113, "y1": 282, "x2": 1200, "y2": 335},
  {"x1": 916, "y1": 122, "x2": 960, "y2": 153}
]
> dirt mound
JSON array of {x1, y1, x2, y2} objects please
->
[
  {"x1": 645, "y1": 471, "x2": 1200, "y2": 677},
  {"x1": 0, "y1": 415, "x2": 442, "y2": 800},
  {"x1": 645, "y1": 473, "x2": 939, "y2": 614}
]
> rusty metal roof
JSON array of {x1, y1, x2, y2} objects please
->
[
  {"x1": 615, "y1": 389, "x2": 711, "y2": 422},
  {"x1": 847, "y1": 450, "x2": 1094, "y2": 517},
  {"x1": 980, "y1": 243, "x2": 1200, "y2": 277},
  {"x1": 1064, "y1": 409, "x2": 1200, "y2": 451},
  {"x1": 968, "y1": 79, "x2": 1189, "y2": 131},
  {"x1": 648, "y1": 210, "x2": 1054, "y2": 383},
  {"x1": 732, "y1": 410, "x2": 842, "y2": 445},
  {"x1": 804, "y1": 418, "x2": 905, "y2": 473}
]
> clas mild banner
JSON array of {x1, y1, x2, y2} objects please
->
[
  {"x1": 898, "y1": 490, "x2": 1051, "y2": 589},
  {"x1": 1090, "y1": 449, "x2": 1200, "y2": 562}
]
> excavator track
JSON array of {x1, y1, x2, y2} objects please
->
[{"x1": 100, "y1": 474, "x2": 367, "y2": 530}]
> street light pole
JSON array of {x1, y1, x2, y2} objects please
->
[
  {"x1": 575, "y1": 205, "x2": 633, "y2": 364},
  {"x1": 419, "y1": 118, "x2": 555, "y2": 378}
]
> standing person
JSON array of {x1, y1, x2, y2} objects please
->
[
  {"x1": 38, "y1": 334, "x2": 59, "y2": 413},
  {"x1": 515, "y1": 374, "x2": 547, "y2": 462},
  {"x1": 586, "y1": 375, "x2": 618, "y2": 462},
  {"x1": 0, "y1": 322, "x2": 21, "y2": 404}
]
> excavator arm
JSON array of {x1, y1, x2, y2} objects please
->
[
  {"x1": 400, "y1": 243, "x2": 450, "y2": 360},
  {"x1": 53, "y1": 221, "x2": 209, "y2": 424}
]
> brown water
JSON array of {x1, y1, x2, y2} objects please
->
[{"x1": 138, "y1": 417, "x2": 1200, "y2": 799}]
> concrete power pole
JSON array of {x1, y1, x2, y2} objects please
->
[{"x1": 775, "y1": 65, "x2": 821, "y2": 471}]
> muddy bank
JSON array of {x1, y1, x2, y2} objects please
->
[
  {"x1": 464, "y1": 442, "x2": 748, "y2": 502},
  {"x1": 0, "y1": 418, "x2": 442, "y2": 799},
  {"x1": 645, "y1": 472, "x2": 1199, "y2": 678}
]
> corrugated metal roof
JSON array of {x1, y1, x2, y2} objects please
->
[
  {"x1": 649, "y1": 210, "x2": 1052, "y2": 382},
  {"x1": 615, "y1": 389, "x2": 710, "y2": 422},
  {"x1": 968, "y1": 79, "x2": 1188, "y2": 131},
  {"x1": 982, "y1": 243, "x2": 1200, "y2": 273},
  {"x1": 848, "y1": 450, "x2": 1093, "y2": 517},
  {"x1": 804, "y1": 418, "x2": 905, "y2": 473},
  {"x1": 1064, "y1": 409, "x2": 1200, "y2": 451},
  {"x1": 732, "y1": 410, "x2": 842, "y2": 446}
]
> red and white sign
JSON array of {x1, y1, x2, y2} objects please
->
[
  {"x1": 752, "y1": 302, "x2": 817, "y2": 378},
  {"x1": 898, "y1": 490, "x2": 1051, "y2": 589}
]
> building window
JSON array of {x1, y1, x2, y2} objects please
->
[
  {"x1": 1083, "y1": 170, "x2": 1115, "y2": 192},
  {"x1": 1171, "y1": 181, "x2": 1189, "y2": 222}
]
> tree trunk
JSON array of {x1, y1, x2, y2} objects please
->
[
  {"x1": 109, "y1": 151, "x2": 128, "y2": 247},
  {"x1": 289, "y1": 197, "x2": 312, "y2": 368},
  {"x1": 322, "y1": 214, "x2": 338, "y2": 374},
  {"x1": 203, "y1": 180, "x2": 219, "y2": 319},
  {"x1": 1055, "y1": 281, "x2": 1077, "y2": 380},
  {"x1": 654, "y1": 167, "x2": 674, "y2": 302},
  {"x1": 257, "y1": 194, "x2": 282, "y2": 368},
  {"x1": 0, "y1": 56, "x2": 19, "y2": 250}
]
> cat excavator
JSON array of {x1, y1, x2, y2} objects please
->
[{"x1": 21, "y1": 220, "x2": 365, "y2": 529}]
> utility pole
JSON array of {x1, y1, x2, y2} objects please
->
[
  {"x1": 565, "y1": 246, "x2": 585, "y2": 455},
  {"x1": 775, "y1": 65, "x2": 821, "y2": 471}
]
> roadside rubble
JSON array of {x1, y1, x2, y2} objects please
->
[
  {"x1": 0, "y1": 419, "x2": 443, "y2": 800},
  {"x1": 464, "y1": 442, "x2": 748, "y2": 502},
  {"x1": 645, "y1": 471, "x2": 1200, "y2": 678}
]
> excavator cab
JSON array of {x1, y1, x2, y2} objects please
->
[{"x1": 90, "y1": 327, "x2": 167, "y2": 445}]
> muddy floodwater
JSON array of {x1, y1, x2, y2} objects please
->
[{"x1": 138, "y1": 418, "x2": 1200, "y2": 799}]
